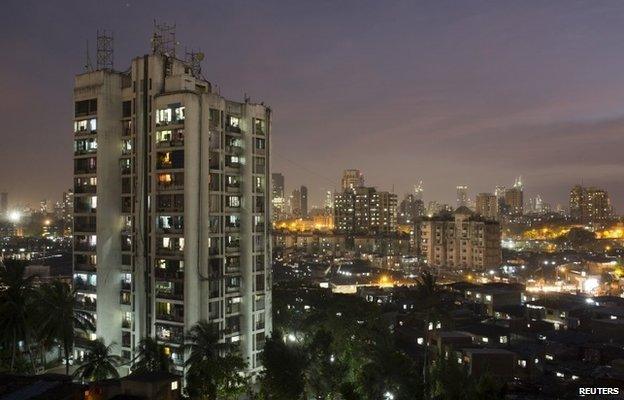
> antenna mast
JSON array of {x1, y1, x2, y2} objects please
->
[
  {"x1": 185, "y1": 48, "x2": 204, "y2": 78},
  {"x1": 152, "y1": 21, "x2": 177, "y2": 58},
  {"x1": 85, "y1": 40, "x2": 93, "y2": 72},
  {"x1": 96, "y1": 30, "x2": 114, "y2": 70}
]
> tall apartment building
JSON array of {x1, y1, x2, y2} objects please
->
[
  {"x1": 341, "y1": 169, "x2": 364, "y2": 191},
  {"x1": 334, "y1": 186, "x2": 397, "y2": 234},
  {"x1": 271, "y1": 173, "x2": 285, "y2": 221},
  {"x1": 475, "y1": 192, "x2": 498, "y2": 220},
  {"x1": 420, "y1": 207, "x2": 501, "y2": 271},
  {"x1": 300, "y1": 185, "x2": 308, "y2": 218},
  {"x1": 398, "y1": 193, "x2": 425, "y2": 224},
  {"x1": 0, "y1": 192, "x2": 7, "y2": 219},
  {"x1": 503, "y1": 187, "x2": 523, "y2": 217},
  {"x1": 456, "y1": 185, "x2": 469, "y2": 208},
  {"x1": 72, "y1": 41, "x2": 272, "y2": 375},
  {"x1": 570, "y1": 185, "x2": 612, "y2": 223}
]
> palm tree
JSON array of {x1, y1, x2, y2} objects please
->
[
  {"x1": 132, "y1": 336, "x2": 172, "y2": 374},
  {"x1": 0, "y1": 259, "x2": 37, "y2": 372},
  {"x1": 36, "y1": 280, "x2": 95, "y2": 374},
  {"x1": 184, "y1": 320, "x2": 247, "y2": 400},
  {"x1": 73, "y1": 339, "x2": 121, "y2": 382}
]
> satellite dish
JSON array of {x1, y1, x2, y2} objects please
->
[{"x1": 197, "y1": 52, "x2": 204, "y2": 61}]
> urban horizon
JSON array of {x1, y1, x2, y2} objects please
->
[{"x1": 3, "y1": 1, "x2": 624, "y2": 209}]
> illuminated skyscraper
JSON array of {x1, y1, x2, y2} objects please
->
[
  {"x1": 456, "y1": 185, "x2": 469, "y2": 207},
  {"x1": 475, "y1": 192, "x2": 498, "y2": 220},
  {"x1": 341, "y1": 169, "x2": 364, "y2": 191},
  {"x1": 569, "y1": 185, "x2": 612, "y2": 223}
]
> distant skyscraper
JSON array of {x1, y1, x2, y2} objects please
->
[
  {"x1": 456, "y1": 185, "x2": 469, "y2": 208},
  {"x1": 414, "y1": 181, "x2": 424, "y2": 201},
  {"x1": 291, "y1": 189, "x2": 301, "y2": 217},
  {"x1": 271, "y1": 173, "x2": 284, "y2": 199},
  {"x1": 0, "y1": 192, "x2": 7, "y2": 218},
  {"x1": 341, "y1": 169, "x2": 364, "y2": 191},
  {"x1": 300, "y1": 186, "x2": 308, "y2": 218},
  {"x1": 72, "y1": 42, "x2": 272, "y2": 376},
  {"x1": 324, "y1": 190, "x2": 334, "y2": 212},
  {"x1": 334, "y1": 186, "x2": 397, "y2": 234},
  {"x1": 504, "y1": 187, "x2": 523, "y2": 217},
  {"x1": 475, "y1": 193, "x2": 498, "y2": 220},
  {"x1": 398, "y1": 193, "x2": 425, "y2": 224},
  {"x1": 271, "y1": 173, "x2": 285, "y2": 221},
  {"x1": 570, "y1": 185, "x2": 612, "y2": 223}
]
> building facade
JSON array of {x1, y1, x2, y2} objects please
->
[
  {"x1": 341, "y1": 169, "x2": 364, "y2": 191},
  {"x1": 271, "y1": 173, "x2": 285, "y2": 221},
  {"x1": 334, "y1": 186, "x2": 397, "y2": 234},
  {"x1": 420, "y1": 207, "x2": 501, "y2": 270},
  {"x1": 72, "y1": 49, "x2": 272, "y2": 375},
  {"x1": 475, "y1": 192, "x2": 498, "y2": 220},
  {"x1": 569, "y1": 185, "x2": 612, "y2": 223}
]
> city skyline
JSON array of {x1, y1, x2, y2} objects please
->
[{"x1": 4, "y1": 1, "x2": 624, "y2": 208}]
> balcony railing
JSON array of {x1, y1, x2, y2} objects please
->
[
  {"x1": 74, "y1": 184, "x2": 97, "y2": 194},
  {"x1": 155, "y1": 269, "x2": 184, "y2": 280},
  {"x1": 156, "y1": 139, "x2": 184, "y2": 148},
  {"x1": 155, "y1": 313, "x2": 184, "y2": 323}
]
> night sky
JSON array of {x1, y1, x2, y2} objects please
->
[{"x1": 2, "y1": 0, "x2": 624, "y2": 210}]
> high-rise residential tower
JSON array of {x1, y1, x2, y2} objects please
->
[
  {"x1": 341, "y1": 169, "x2": 364, "y2": 191},
  {"x1": 271, "y1": 173, "x2": 285, "y2": 221},
  {"x1": 456, "y1": 185, "x2": 469, "y2": 208},
  {"x1": 475, "y1": 193, "x2": 498, "y2": 220},
  {"x1": 569, "y1": 185, "x2": 612, "y2": 223},
  {"x1": 0, "y1": 192, "x2": 7, "y2": 219},
  {"x1": 72, "y1": 35, "x2": 272, "y2": 376}
]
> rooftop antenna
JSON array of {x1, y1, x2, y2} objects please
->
[
  {"x1": 84, "y1": 40, "x2": 94, "y2": 72},
  {"x1": 96, "y1": 30, "x2": 114, "y2": 70},
  {"x1": 152, "y1": 20, "x2": 177, "y2": 58},
  {"x1": 185, "y1": 48, "x2": 204, "y2": 78}
]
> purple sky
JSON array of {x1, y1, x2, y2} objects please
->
[{"x1": 2, "y1": 0, "x2": 624, "y2": 210}]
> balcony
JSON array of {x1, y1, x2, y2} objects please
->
[
  {"x1": 155, "y1": 312, "x2": 184, "y2": 323},
  {"x1": 75, "y1": 300, "x2": 96, "y2": 312},
  {"x1": 225, "y1": 124, "x2": 241, "y2": 134},
  {"x1": 225, "y1": 145, "x2": 243, "y2": 155},
  {"x1": 74, "y1": 241, "x2": 96, "y2": 252},
  {"x1": 156, "y1": 139, "x2": 184, "y2": 149},
  {"x1": 74, "y1": 184, "x2": 97, "y2": 194},
  {"x1": 155, "y1": 289, "x2": 184, "y2": 301},
  {"x1": 74, "y1": 223, "x2": 96, "y2": 234},
  {"x1": 74, "y1": 165, "x2": 97, "y2": 175},
  {"x1": 155, "y1": 268, "x2": 184, "y2": 281},
  {"x1": 74, "y1": 279, "x2": 96, "y2": 292}
]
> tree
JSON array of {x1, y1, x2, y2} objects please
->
[
  {"x1": 0, "y1": 260, "x2": 37, "y2": 372},
  {"x1": 259, "y1": 331, "x2": 306, "y2": 400},
  {"x1": 132, "y1": 336, "x2": 172, "y2": 374},
  {"x1": 36, "y1": 280, "x2": 94, "y2": 374},
  {"x1": 73, "y1": 339, "x2": 121, "y2": 382},
  {"x1": 184, "y1": 320, "x2": 247, "y2": 400},
  {"x1": 305, "y1": 329, "x2": 347, "y2": 399}
]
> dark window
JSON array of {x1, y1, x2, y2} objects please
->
[
  {"x1": 122, "y1": 101, "x2": 132, "y2": 118},
  {"x1": 75, "y1": 99, "x2": 97, "y2": 117}
]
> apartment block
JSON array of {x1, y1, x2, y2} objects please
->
[
  {"x1": 334, "y1": 186, "x2": 397, "y2": 234},
  {"x1": 73, "y1": 46, "x2": 272, "y2": 375},
  {"x1": 419, "y1": 207, "x2": 501, "y2": 270}
]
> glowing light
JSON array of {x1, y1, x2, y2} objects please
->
[
  {"x1": 583, "y1": 278, "x2": 599, "y2": 294},
  {"x1": 8, "y1": 211, "x2": 21, "y2": 223}
]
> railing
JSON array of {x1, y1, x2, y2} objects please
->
[
  {"x1": 156, "y1": 139, "x2": 184, "y2": 148},
  {"x1": 155, "y1": 313, "x2": 184, "y2": 323},
  {"x1": 74, "y1": 184, "x2": 97, "y2": 194}
]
